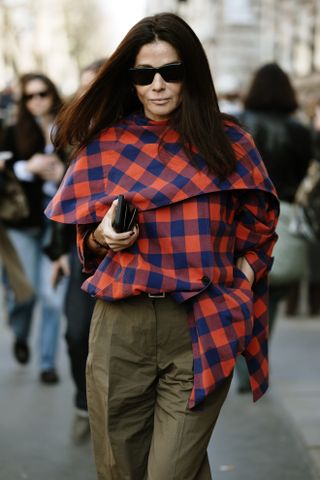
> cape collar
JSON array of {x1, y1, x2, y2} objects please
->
[{"x1": 46, "y1": 112, "x2": 277, "y2": 224}]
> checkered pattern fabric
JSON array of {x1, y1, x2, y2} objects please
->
[{"x1": 46, "y1": 112, "x2": 279, "y2": 407}]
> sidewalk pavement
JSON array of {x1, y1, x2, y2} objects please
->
[
  {"x1": 270, "y1": 314, "x2": 320, "y2": 477},
  {"x1": 0, "y1": 293, "x2": 319, "y2": 479},
  {"x1": 209, "y1": 313, "x2": 320, "y2": 480}
]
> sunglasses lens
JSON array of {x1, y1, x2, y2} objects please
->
[
  {"x1": 130, "y1": 69, "x2": 155, "y2": 86},
  {"x1": 130, "y1": 63, "x2": 184, "y2": 86},
  {"x1": 160, "y1": 64, "x2": 184, "y2": 82},
  {"x1": 24, "y1": 90, "x2": 49, "y2": 101}
]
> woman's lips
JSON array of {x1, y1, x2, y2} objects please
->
[{"x1": 150, "y1": 98, "x2": 170, "y2": 105}]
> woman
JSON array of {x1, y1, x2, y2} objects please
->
[
  {"x1": 238, "y1": 65, "x2": 313, "y2": 319},
  {"x1": 46, "y1": 60, "x2": 106, "y2": 444},
  {"x1": 1, "y1": 73, "x2": 66, "y2": 383},
  {"x1": 235, "y1": 63, "x2": 313, "y2": 392},
  {"x1": 46, "y1": 13, "x2": 278, "y2": 480},
  {"x1": 0, "y1": 151, "x2": 34, "y2": 305},
  {"x1": 239, "y1": 63, "x2": 311, "y2": 205}
]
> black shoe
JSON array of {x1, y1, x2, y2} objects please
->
[
  {"x1": 71, "y1": 412, "x2": 91, "y2": 445},
  {"x1": 13, "y1": 339, "x2": 30, "y2": 364},
  {"x1": 40, "y1": 369, "x2": 59, "y2": 384},
  {"x1": 309, "y1": 283, "x2": 320, "y2": 316},
  {"x1": 285, "y1": 283, "x2": 300, "y2": 316},
  {"x1": 237, "y1": 383, "x2": 251, "y2": 394}
]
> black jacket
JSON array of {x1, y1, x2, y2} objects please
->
[
  {"x1": 238, "y1": 111, "x2": 313, "y2": 202},
  {"x1": 1, "y1": 124, "x2": 44, "y2": 228},
  {"x1": 0, "y1": 124, "x2": 65, "y2": 229}
]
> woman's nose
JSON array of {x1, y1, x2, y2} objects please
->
[{"x1": 151, "y1": 72, "x2": 165, "y2": 90}]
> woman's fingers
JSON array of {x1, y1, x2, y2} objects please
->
[
  {"x1": 96, "y1": 199, "x2": 139, "y2": 251},
  {"x1": 99, "y1": 199, "x2": 118, "y2": 233},
  {"x1": 106, "y1": 225, "x2": 139, "y2": 251}
]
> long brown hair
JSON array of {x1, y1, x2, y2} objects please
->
[
  {"x1": 16, "y1": 73, "x2": 63, "y2": 159},
  {"x1": 54, "y1": 13, "x2": 236, "y2": 177}
]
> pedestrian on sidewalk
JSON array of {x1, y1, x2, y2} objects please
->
[
  {"x1": 0, "y1": 73, "x2": 66, "y2": 383},
  {"x1": 305, "y1": 102, "x2": 320, "y2": 315},
  {"x1": 0, "y1": 155, "x2": 34, "y2": 304},
  {"x1": 235, "y1": 63, "x2": 313, "y2": 391},
  {"x1": 46, "y1": 12, "x2": 279, "y2": 480},
  {"x1": 45, "y1": 227, "x2": 94, "y2": 443},
  {"x1": 45, "y1": 59, "x2": 106, "y2": 444},
  {"x1": 237, "y1": 63, "x2": 313, "y2": 393}
]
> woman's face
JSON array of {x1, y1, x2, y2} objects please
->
[
  {"x1": 24, "y1": 79, "x2": 53, "y2": 118},
  {"x1": 133, "y1": 40, "x2": 183, "y2": 122}
]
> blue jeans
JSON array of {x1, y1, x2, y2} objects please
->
[{"x1": 5, "y1": 227, "x2": 68, "y2": 371}]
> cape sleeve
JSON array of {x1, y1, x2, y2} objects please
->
[
  {"x1": 44, "y1": 146, "x2": 111, "y2": 224},
  {"x1": 234, "y1": 189, "x2": 279, "y2": 283},
  {"x1": 233, "y1": 187, "x2": 279, "y2": 402}
]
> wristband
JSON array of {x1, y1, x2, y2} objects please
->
[{"x1": 91, "y1": 230, "x2": 109, "y2": 250}]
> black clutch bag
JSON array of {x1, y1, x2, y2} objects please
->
[{"x1": 112, "y1": 195, "x2": 138, "y2": 233}]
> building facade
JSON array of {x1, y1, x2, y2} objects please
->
[
  {"x1": 146, "y1": 0, "x2": 320, "y2": 113},
  {"x1": 2, "y1": 0, "x2": 320, "y2": 112},
  {"x1": 0, "y1": 0, "x2": 108, "y2": 95}
]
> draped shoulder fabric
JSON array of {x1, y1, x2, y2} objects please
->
[
  {"x1": 46, "y1": 112, "x2": 279, "y2": 407},
  {"x1": 46, "y1": 112, "x2": 276, "y2": 223}
]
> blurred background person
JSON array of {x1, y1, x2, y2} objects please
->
[
  {"x1": 0, "y1": 83, "x2": 17, "y2": 136},
  {"x1": 235, "y1": 63, "x2": 313, "y2": 392},
  {"x1": 79, "y1": 58, "x2": 105, "y2": 92},
  {"x1": 304, "y1": 100, "x2": 320, "y2": 316},
  {"x1": 217, "y1": 76, "x2": 243, "y2": 117},
  {"x1": 0, "y1": 73, "x2": 66, "y2": 384},
  {"x1": 0, "y1": 150, "x2": 34, "y2": 306},
  {"x1": 303, "y1": 99, "x2": 320, "y2": 317},
  {"x1": 45, "y1": 58, "x2": 106, "y2": 443}
]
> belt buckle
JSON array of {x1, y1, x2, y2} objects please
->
[{"x1": 148, "y1": 292, "x2": 166, "y2": 298}]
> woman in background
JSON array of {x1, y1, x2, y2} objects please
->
[
  {"x1": 46, "y1": 59, "x2": 106, "y2": 443},
  {"x1": 0, "y1": 73, "x2": 66, "y2": 383},
  {"x1": 236, "y1": 63, "x2": 312, "y2": 391}
]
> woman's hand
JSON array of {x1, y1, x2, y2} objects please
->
[
  {"x1": 236, "y1": 256, "x2": 254, "y2": 287},
  {"x1": 41, "y1": 155, "x2": 65, "y2": 183},
  {"x1": 27, "y1": 154, "x2": 64, "y2": 183},
  {"x1": 51, "y1": 254, "x2": 70, "y2": 288},
  {"x1": 27, "y1": 154, "x2": 47, "y2": 175},
  {"x1": 93, "y1": 199, "x2": 139, "y2": 252}
]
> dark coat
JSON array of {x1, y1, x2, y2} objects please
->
[
  {"x1": 1, "y1": 124, "x2": 44, "y2": 228},
  {"x1": 0, "y1": 124, "x2": 65, "y2": 229},
  {"x1": 238, "y1": 111, "x2": 313, "y2": 202}
]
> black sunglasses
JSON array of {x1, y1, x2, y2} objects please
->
[
  {"x1": 129, "y1": 62, "x2": 184, "y2": 86},
  {"x1": 23, "y1": 90, "x2": 50, "y2": 101}
]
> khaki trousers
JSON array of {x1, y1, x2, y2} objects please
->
[{"x1": 86, "y1": 294, "x2": 232, "y2": 480}]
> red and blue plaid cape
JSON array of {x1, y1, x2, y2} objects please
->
[{"x1": 46, "y1": 112, "x2": 279, "y2": 407}]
